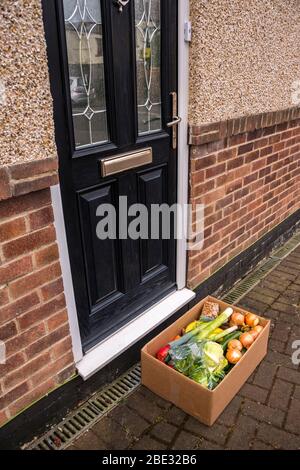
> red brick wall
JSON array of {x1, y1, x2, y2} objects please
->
[
  {"x1": 188, "y1": 110, "x2": 300, "y2": 289},
  {"x1": 0, "y1": 159, "x2": 75, "y2": 427}
]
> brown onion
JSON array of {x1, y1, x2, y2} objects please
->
[
  {"x1": 228, "y1": 339, "x2": 243, "y2": 351},
  {"x1": 245, "y1": 313, "x2": 259, "y2": 327},
  {"x1": 230, "y1": 312, "x2": 245, "y2": 326},
  {"x1": 253, "y1": 325, "x2": 263, "y2": 335},
  {"x1": 240, "y1": 332, "x2": 254, "y2": 349},
  {"x1": 226, "y1": 349, "x2": 242, "y2": 364},
  {"x1": 249, "y1": 329, "x2": 259, "y2": 340}
]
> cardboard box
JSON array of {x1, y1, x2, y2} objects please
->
[{"x1": 141, "y1": 296, "x2": 270, "y2": 426}]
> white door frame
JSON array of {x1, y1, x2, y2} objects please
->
[{"x1": 51, "y1": 0, "x2": 192, "y2": 377}]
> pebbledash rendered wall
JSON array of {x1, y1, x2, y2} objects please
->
[
  {"x1": 0, "y1": 1, "x2": 75, "y2": 427},
  {"x1": 187, "y1": 0, "x2": 300, "y2": 290}
]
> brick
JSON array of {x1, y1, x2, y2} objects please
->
[
  {"x1": 150, "y1": 422, "x2": 177, "y2": 444},
  {"x1": 72, "y1": 430, "x2": 107, "y2": 451},
  {"x1": 206, "y1": 163, "x2": 225, "y2": 179},
  {"x1": 8, "y1": 378, "x2": 56, "y2": 418},
  {"x1": 18, "y1": 294, "x2": 66, "y2": 331},
  {"x1": 0, "y1": 189, "x2": 51, "y2": 221},
  {"x1": 12, "y1": 174, "x2": 58, "y2": 198},
  {"x1": 226, "y1": 415, "x2": 257, "y2": 450},
  {"x1": 0, "y1": 410, "x2": 9, "y2": 428},
  {"x1": 25, "y1": 323, "x2": 69, "y2": 359},
  {"x1": 217, "y1": 148, "x2": 237, "y2": 162},
  {"x1": 40, "y1": 278, "x2": 64, "y2": 302},
  {"x1": 241, "y1": 399, "x2": 285, "y2": 426},
  {"x1": 5, "y1": 323, "x2": 46, "y2": 357},
  {"x1": 0, "y1": 352, "x2": 26, "y2": 376},
  {"x1": 218, "y1": 396, "x2": 242, "y2": 426},
  {"x1": 195, "y1": 154, "x2": 216, "y2": 170},
  {"x1": 47, "y1": 309, "x2": 68, "y2": 332},
  {"x1": 9, "y1": 261, "x2": 61, "y2": 299},
  {"x1": 3, "y1": 225, "x2": 56, "y2": 260},
  {"x1": 0, "y1": 217, "x2": 27, "y2": 243},
  {"x1": 268, "y1": 379, "x2": 293, "y2": 411},
  {"x1": 109, "y1": 404, "x2": 149, "y2": 438},
  {"x1": 166, "y1": 406, "x2": 186, "y2": 426},
  {"x1": 216, "y1": 194, "x2": 233, "y2": 210},
  {"x1": 0, "y1": 292, "x2": 40, "y2": 326},
  {"x1": 185, "y1": 418, "x2": 229, "y2": 445},
  {"x1": 34, "y1": 243, "x2": 59, "y2": 268},
  {"x1": 172, "y1": 431, "x2": 200, "y2": 450},
  {"x1": 251, "y1": 440, "x2": 275, "y2": 450},
  {"x1": 0, "y1": 256, "x2": 33, "y2": 286},
  {"x1": 0, "y1": 382, "x2": 29, "y2": 409},
  {"x1": 92, "y1": 416, "x2": 133, "y2": 450},
  {"x1": 0, "y1": 321, "x2": 17, "y2": 341},
  {"x1": 51, "y1": 337, "x2": 73, "y2": 361},
  {"x1": 123, "y1": 390, "x2": 163, "y2": 424},
  {"x1": 0, "y1": 287, "x2": 9, "y2": 306},
  {"x1": 253, "y1": 361, "x2": 277, "y2": 389},
  {"x1": 3, "y1": 351, "x2": 51, "y2": 391},
  {"x1": 277, "y1": 366, "x2": 300, "y2": 385},
  {"x1": 285, "y1": 400, "x2": 300, "y2": 435},
  {"x1": 238, "y1": 383, "x2": 268, "y2": 403},
  {"x1": 133, "y1": 436, "x2": 166, "y2": 451},
  {"x1": 227, "y1": 156, "x2": 244, "y2": 171},
  {"x1": 256, "y1": 423, "x2": 300, "y2": 449},
  {"x1": 29, "y1": 206, "x2": 54, "y2": 231},
  {"x1": 9, "y1": 158, "x2": 58, "y2": 180},
  {"x1": 238, "y1": 142, "x2": 253, "y2": 155},
  {"x1": 30, "y1": 351, "x2": 74, "y2": 387},
  {"x1": 0, "y1": 167, "x2": 12, "y2": 201}
]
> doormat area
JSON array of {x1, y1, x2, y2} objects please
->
[{"x1": 25, "y1": 230, "x2": 300, "y2": 450}]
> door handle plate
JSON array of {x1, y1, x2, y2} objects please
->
[
  {"x1": 100, "y1": 147, "x2": 153, "y2": 177},
  {"x1": 168, "y1": 92, "x2": 181, "y2": 150}
]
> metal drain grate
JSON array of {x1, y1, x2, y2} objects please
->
[
  {"x1": 26, "y1": 364, "x2": 141, "y2": 450},
  {"x1": 26, "y1": 230, "x2": 300, "y2": 450},
  {"x1": 222, "y1": 230, "x2": 300, "y2": 305}
]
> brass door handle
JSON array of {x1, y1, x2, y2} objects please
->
[{"x1": 167, "y1": 116, "x2": 182, "y2": 127}]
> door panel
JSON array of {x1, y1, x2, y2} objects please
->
[
  {"x1": 79, "y1": 184, "x2": 121, "y2": 306},
  {"x1": 43, "y1": 0, "x2": 178, "y2": 351},
  {"x1": 138, "y1": 166, "x2": 167, "y2": 281}
]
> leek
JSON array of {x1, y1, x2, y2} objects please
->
[
  {"x1": 169, "y1": 307, "x2": 233, "y2": 348},
  {"x1": 209, "y1": 325, "x2": 238, "y2": 342}
]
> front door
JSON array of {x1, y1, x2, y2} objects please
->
[{"x1": 44, "y1": 0, "x2": 178, "y2": 351}]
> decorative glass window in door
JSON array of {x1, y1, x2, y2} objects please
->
[
  {"x1": 63, "y1": 0, "x2": 108, "y2": 148},
  {"x1": 135, "y1": 0, "x2": 162, "y2": 135}
]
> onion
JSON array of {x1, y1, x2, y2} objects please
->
[
  {"x1": 249, "y1": 329, "x2": 259, "y2": 340},
  {"x1": 245, "y1": 313, "x2": 259, "y2": 327},
  {"x1": 226, "y1": 348, "x2": 242, "y2": 364},
  {"x1": 253, "y1": 325, "x2": 263, "y2": 335},
  {"x1": 228, "y1": 339, "x2": 243, "y2": 351},
  {"x1": 240, "y1": 332, "x2": 254, "y2": 349},
  {"x1": 230, "y1": 312, "x2": 245, "y2": 326}
]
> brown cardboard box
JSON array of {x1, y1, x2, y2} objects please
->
[{"x1": 141, "y1": 296, "x2": 270, "y2": 426}]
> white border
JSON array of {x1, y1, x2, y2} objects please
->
[
  {"x1": 51, "y1": 0, "x2": 191, "y2": 377},
  {"x1": 51, "y1": 185, "x2": 83, "y2": 363},
  {"x1": 177, "y1": 0, "x2": 190, "y2": 289}
]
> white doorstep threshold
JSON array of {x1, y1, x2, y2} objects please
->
[{"x1": 76, "y1": 288, "x2": 195, "y2": 380}]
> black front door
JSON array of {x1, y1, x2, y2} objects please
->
[{"x1": 44, "y1": 0, "x2": 178, "y2": 351}]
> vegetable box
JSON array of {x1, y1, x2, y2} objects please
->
[{"x1": 141, "y1": 296, "x2": 270, "y2": 426}]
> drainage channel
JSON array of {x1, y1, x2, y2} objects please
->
[
  {"x1": 26, "y1": 230, "x2": 300, "y2": 450},
  {"x1": 26, "y1": 364, "x2": 141, "y2": 450}
]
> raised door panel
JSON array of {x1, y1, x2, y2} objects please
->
[
  {"x1": 138, "y1": 166, "x2": 168, "y2": 282},
  {"x1": 79, "y1": 184, "x2": 123, "y2": 310}
]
